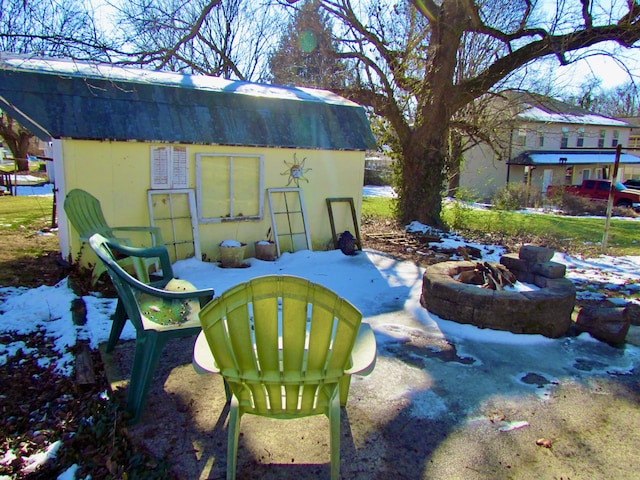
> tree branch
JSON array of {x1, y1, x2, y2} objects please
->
[
  {"x1": 153, "y1": 0, "x2": 223, "y2": 71},
  {"x1": 454, "y1": 22, "x2": 640, "y2": 111}
]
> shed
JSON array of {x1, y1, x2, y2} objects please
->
[{"x1": 0, "y1": 53, "x2": 376, "y2": 266}]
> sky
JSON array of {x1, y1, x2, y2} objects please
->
[
  {"x1": 2, "y1": 186, "x2": 640, "y2": 477},
  {"x1": 86, "y1": 0, "x2": 639, "y2": 93}
]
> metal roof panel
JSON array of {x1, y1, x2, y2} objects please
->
[{"x1": 0, "y1": 54, "x2": 377, "y2": 150}]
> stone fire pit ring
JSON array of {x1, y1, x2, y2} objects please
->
[{"x1": 421, "y1": 260, "x2": 576, "y2": 338}]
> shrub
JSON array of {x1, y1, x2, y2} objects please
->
[
  {"x1": 491, "y1": 183, "x2": 541, "y2": 210},
  {"x1": 559, "y1": 193, "x2": 605, "y2": 216},
  {"x1": 446, "y1": 187, "x2": 478, "y2": 230},
  {"x1": 557, "y1": 192, "x2": 638, "y2": 217}
]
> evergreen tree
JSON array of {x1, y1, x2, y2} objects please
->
[{"x1": 269, "y1": 0, "x2": 349, "y2": 89}]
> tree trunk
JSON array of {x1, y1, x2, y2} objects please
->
[
  {"x1": 0, "y1": 113, "x2": 34, "y2": 168},
  {"x1": 399, "y1": 125, "x2": 449, "y2": 227},
  {"x1": 396, "y1": 1, "x2": 464, "y2": 227}
]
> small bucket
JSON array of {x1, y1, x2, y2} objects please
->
[
  {"x1": 255, "y1": 241, "x2": 276, "y2": 261},
  {"x1": 219, "y1": 244, "x2": 247, "y2": 268}
]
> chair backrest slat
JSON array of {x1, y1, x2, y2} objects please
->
[{"x1": 252, "y1": 294, "x2": 280, "y2": 372}]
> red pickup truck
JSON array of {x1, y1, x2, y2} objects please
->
[{"x1": 547, "y1": 179, "x2": 640, "y2": 210}]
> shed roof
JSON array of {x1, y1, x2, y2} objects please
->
[{"x1": 0, "y1": 54, "x2": 376, "y2": 150}]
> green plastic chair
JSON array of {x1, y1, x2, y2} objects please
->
[
  {"x1": 64, "y1": 188, "x2": 165, "y2": 284},
  {"x1": 89, "y1": 233, "x2": 215, "y2": 424},
  {"x1": 194, "y1": 275, "x2": 377, "y2": 479}
]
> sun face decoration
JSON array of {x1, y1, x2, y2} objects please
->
[{"x1": 281, "y1": 153, "x2": 312, "y2": 187}]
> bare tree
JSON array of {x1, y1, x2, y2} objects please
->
[
  {"x1": 564, "y1": 79, "x2": 640, "y2": 117},
  {"x1": 0, "y1": 0, "x2": 115, "y2": 59},
  {"x1": 314, "y1": 0, "x2": 640, "y2": 226},
  {"x1": 112, "y1": 0, "x2": 284, "y2": 80}
]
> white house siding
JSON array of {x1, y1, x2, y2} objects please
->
[{"x1": 459, "y1": 142, "x2": 509, "y2": 201}]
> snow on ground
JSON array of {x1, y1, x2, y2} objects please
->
[{"x1": 1, "y1": 223, "x2": 638, "y2": 380}]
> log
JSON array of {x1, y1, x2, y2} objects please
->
[{"x1": 75, "y1": 341, "x2": 96, "y2": 385}]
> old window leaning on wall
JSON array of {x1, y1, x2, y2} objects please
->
[{"x1": 196, "y1": 153, "x2": 264, "y2": 223}]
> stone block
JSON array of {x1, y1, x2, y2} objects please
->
[
  {"x1": 500, "y1": 253, "x2": 529, "y2": 272},
  {"x1": 576, "y1": 305, "x2": 631, "y2": 345},
  {"x1": 532, "y1": 261, "x2": 566, "y2": 279},
  {"x1": 519, "y1": 245, "x2": 554, "y2": 263},
  {"x1": 624, "y1": 304, "x2": 640, "y2": 326},
  {"x1": 532, "y1": 277, "x2": 575, "y2": 292},
  {"x1": 515, "y1": 271, "x2": 536, "y2": 284}
]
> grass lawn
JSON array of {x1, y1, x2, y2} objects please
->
[
  {"x1": 0, "y1": 194, "x2": 61, "y2": 286},
  {"x1": 362, "y1": 196, "x2": 640, "y2": 257}
]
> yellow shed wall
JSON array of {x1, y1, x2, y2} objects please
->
[{"x1": 61, "y1": 140, "x2": 365, "y2": 266}]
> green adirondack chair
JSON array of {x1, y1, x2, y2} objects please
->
[
  {"x1": 64, "y1": 188, "x2": 165, "y2": 284},
  {"x1": 194, "y1": 275, "x2": 377, "y2": 479},
  {"x1": 89, "y1": 233, "x2": 215, "y2": 424}
]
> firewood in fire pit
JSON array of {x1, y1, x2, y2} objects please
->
[{"x1": 457, "y1": 262, "x2": 516, "y2": 290}]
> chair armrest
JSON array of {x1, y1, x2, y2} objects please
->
[
  {"x1": 192, "y1": 332, "x2": 220, "y2": 375},
  {"x1": 345, "y1": 323, "x2": 377, "y2": 376},
  {"x1": 110, "y1": 226, "x2": 164, "y2": 247},
  {"x1": 103, "y1": 241, "x2": 174, "y2": 277},
  {"x1": 80, "y1": 233, "x2": 131, "y2": 244}
]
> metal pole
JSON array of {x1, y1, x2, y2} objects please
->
[{"x1": 602, "y1": 144, "x2": 622, "y2": 252}]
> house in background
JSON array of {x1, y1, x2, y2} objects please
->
[
  {"x1": 0, "y1": 54, "x2": 376, "y2": 266},
  {"x1": 618, "y1": 116, "x2": 640, "y2": 153},
  {"x1": 460, "y1": 91, "x2": 640, "y2": 201}
]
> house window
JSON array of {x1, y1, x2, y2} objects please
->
[
  {"x1": 612, "y1": 130, "x2": 620, "y2": 147},
  {"x1": 537, "y1": 127, "x2": 545, "y2": 147},
  {"x1": 516, "y1": 127, "x2": 527, "y2": 146},
  {"x1": 195, "y1": 153, "x2": 264, "y2": 223},
  {"x1": 582, "y1": 169, "x2": 590, "y2": 182},
  {"x1": 598, "y1": 129, "x2": 606, "y2": 148},
  {"x1": 561, "y1": 127, "x2": 569, "y2": 149},
  {"x1": 576, "y1": 128, "x2": 585, "y2": 147}
]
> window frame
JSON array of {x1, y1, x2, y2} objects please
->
[
  {"x1": 537, "y1": 127, "x2": 545, "y2": 147},
  {"x1": 195, "y1": 153, "x2": 264, "y2": 224},
  {"x1": 561, "y1": 127, "x2": 569, "y2": 149},
  {"x1": 612, "y1": 130, "x2": 620, "y2": 147}
]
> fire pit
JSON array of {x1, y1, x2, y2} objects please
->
[{"x1": 421, "y1": 246, "x2": 576, "y2": 338}]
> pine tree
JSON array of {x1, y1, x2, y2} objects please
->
[{"x1": 269, "y1": 0, "x2": 349, "y2": 89}]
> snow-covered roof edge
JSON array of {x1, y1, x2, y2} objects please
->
[
  {"x1": 0, "y1": 52, "x2": 358, "y2": 108},
  {"x1": 518, "y1": 107, "x2": 632, "y2": 127}
]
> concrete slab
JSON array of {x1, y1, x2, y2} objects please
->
[{"x1": 101, "y1": 312, "x2": 640, "y2": 479}]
